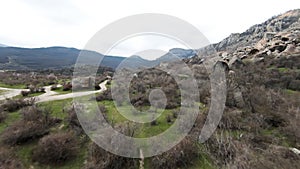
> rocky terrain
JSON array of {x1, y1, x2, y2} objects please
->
[{"x1": 182, "y1": 9, "x2": 300, "y2": 168}]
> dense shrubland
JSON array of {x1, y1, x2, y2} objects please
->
[
  {"x1": 32, "y1": 132, "x2": 79, "y2": 165},
  {"x1": 200, "y1": 54, "x2": 300, "y2": 168},
  {"x1": 1, "y1": 106, "x2": 61, "y2": 145},
  {"x1": 0, "y1": 52, "x2": 299, "y2": 168}
]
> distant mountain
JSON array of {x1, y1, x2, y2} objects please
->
[
  {"x1": 0, "y1": 45, "x2": 197, "y2": 70},
  {"x1": 117, "y1": 55, "x2": 155, "y2": 69},
  {"x1": 0, "y1": 44, "x2": 7, "y2": 47},
  {"x1": 0, "y1": 47, "x2": 125, "y2": 70},
  {"x1": 157, "y1": 48, "x2": 197, "y2": 62},
  {"x1": 1, "y1": 9, "x2": 299, "y2": 71}
]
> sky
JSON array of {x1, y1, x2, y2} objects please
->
[{"x1": 0, "y1": 0, "x2": 299, "y2": 57}]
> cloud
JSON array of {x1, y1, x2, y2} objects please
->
[
  {"x1": 0, "y1": 0, "x2": 299, "y2": 54},
  {"x1": 107, "y1": 34, "x2": 188, "y2": 59}
]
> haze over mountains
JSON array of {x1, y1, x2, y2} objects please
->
[
  {"x1": 0, "y1": 44, "x2": 7, "y2": 47},
  {"x1": 0, "y1": 46, "x2": 196, "y2": 70},
  {"x1": 0, "y1": 9, "x2": 299, "y2": 70}
]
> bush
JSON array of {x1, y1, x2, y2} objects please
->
[
  {"x1": 219, "y1": 108, "x2": 243, "y2": 130},
  {"x1": 65, "y1": 105, "x2": 84, "y2": 135},
  {"x1": 63, "y1": 82, "x2": 72, "y2": 91},
  {"x1": 98, "y1": 104, "x2": 107, "y2": 114},
  {"x1": 1, "y1": 106, "x2": 60, "y2": 145},
  {"x1": 166, "y1": 115, "x2": 172, "y2": 123},
  {"x1": 249, "y1": 145, "x2": 300, "y2": 169},
  {"x1": 1, "y1": 98, "x2": 35, "y2": 112},
  {"x1": 0, "y1": 147, "x2": 24, "y2": 169},
  {"x1": 0, "y1": 109, "x2": 7, "y2": 123},
  {"x1": 205, "y1": 131, "x2": 236, "y2": 167},
  {"x1": 84, "y1": 143, "x2": 138, "y2": 169},
  {"x1": 150, "y1": 119, "x2": 158, "y2": 126},
  {"x1": 95, "y1": 88, "x2": 112, "y2": 101},
  {"x1": 32, "y1": 132, "x2": 79, "y2": 165},
  {"x1": 150, "y1": 136, "x2": 199, "y2": 169},
  {"x1": 172, "y1": 111, "x2": 178, "y2": 118},
  {"x1": 288, "y1": 80, "x2": 300, "y2": 91},
  {"x1": 50, "y1": 85, "x2": 58, "y2": 91},
  {"x1": 21, "y1": 90, "x2": 30, "y2": 97}
]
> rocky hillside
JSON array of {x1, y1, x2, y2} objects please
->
[
  {"x1": 183, "y1": 9, "x2": 300, "y2": 168},
  {"x1": 215, "y1": 9, "x2": 300, "y2": 53},
  {"x1": 190, "y1": 9, "x2": 300, "y2": 68}
]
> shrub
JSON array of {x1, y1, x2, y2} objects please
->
[
  {"x1": 1, "y1": 106, "x2": 60, "y2": 145},
  {"x1": 63, "y1": 82, "x2": 72, "y2": 91},
  {"x1": 0, "y1": 109, "x2": 7, "y2": 123},
  {"x1": 219, "y1": 108, "x2": 243, "y2": 130},
  {"x1": 172, "y1": 111, "x2": 178, "y2": 118},
  {"x1": 50, "y1": 85, "x2": 61, "y2": 91},
  {"x1": 21, "y1": 90, "x2": 30, "y2": 97},
  {"x1": 166, "y1": 115, "x2": 172, "y2": 123},
  {"x1": 98, "y1": 104, "x2": 107, "y2": 114},
  {"x1": 32, "y1": 132, "x2": 79, "y2": 165},
  {"x1": 249, "y1": 145, "x2": 300, "y2": 169},
  {"x1": 288, "y1": 80, "x2": 300, "y2": 91},
  {"x1": 205, "y1": 131, "x2": 236, "y2": 167},
  {"x1": 150, "y1": 119, "x2": 158, "y2": 126},
  {"x1": 0, "y1": 147, "x2": 24, "y2": 169},
  {"x1": 84, "y1": 143, "x2": 138, "y2": 169},
  {"x1": 150, "y1": 136, "x2": 199, "y2": 169},
  {"x1": 94, "y1": 84, "x2": 101, "y2": 90},
  {"x1": 1, "y1": 121, "x2": 49, "y2": 145},
  {"x1": 65, "y1": 105, "x2": 84, "y2": 135},
  {"x1": 1, "y1": 98, "x2": 35, "y2": 112},
  {"x1": 95, "y1": 88, "x2": 112, "y2": 101}
]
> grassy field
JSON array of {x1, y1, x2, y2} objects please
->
[
  {"x1": 15, "y1": 139, "x2": 88, "y2": 169},
  {"x1": 0, "y1": 96, "x2": 215, "y2": 169},
  {"x1": 52, "y1": 87, "x2": 72, "y2": 95},
  {"x1": 0, "y1": 98, "x2": 86, "y2": 169},
  {"x1": 37, "y1": 98, "x2": 73, "y2": 119},
  {"x1": 0, "y1": 111, "x2": 21, "y2": 133},
  {"x1": 0, "y1": 82, "x2": 26, "y2": 89}
]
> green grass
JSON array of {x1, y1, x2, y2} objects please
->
[
  {"x1": 12, "y1": 92, "x2": 45, "y2": 99},
  {"x1": 37, "y1": 98, "x2": 73, "y2": 119},
  {"x1": 52, "y1": 87, "x2": 72, "y2": 95},
  {"x1": 0, "y1": 82, "x2": 26, "y2": 89},
  {"x1": 277, "y1": 67, "x2": 289, "y2": 72},
  {"x1": 260, "y1": 128, "x2": 292, "y2": 147},
  {"x1": 0, "y1": 95, "x2": 212, "y2": 169},
  {"x1": 15, "y1": 140, "x2": 38, "y2": 168},
  {"x1": 12, "y1": 98, "x2": 86, "y2": 169},
  {"x1": 15, "y1": 136, "x2": 88, "y2": 169},
  {"x1": 0, "y1": 111, "x2": 21, "y2": 133},
  {"x1": 143, "y1": 144, "x2": 216, "y2": 169},
  {"x1": 28, "y1": 92, "x2": 45, "y2": 97},
  {"x1": 53, "y1": 87, "x2": 95, "y2": 95},
  {"x1": 98, "y1": 100, "x2": 179, "y2": 138},
  {"x1": 284, "y1": 89, "x2": 298, "y2": 95},
  {"x1": 189, "y1": 153, "x2": 216, "y2": 169}
]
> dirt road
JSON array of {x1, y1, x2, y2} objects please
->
[{"x1": 0, "y1": 80, "x2": 108, "y2": 103}]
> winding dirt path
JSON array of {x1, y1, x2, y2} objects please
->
[
  {"x1": 0, "y1": 80, "x2": 108, "y2": 103},
  {"x1": 0, "y1": 87, "x2": 29, "y2": 101}
]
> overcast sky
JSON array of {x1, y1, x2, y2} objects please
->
[{"x1": 0, "y1": 0, "x2": 299, "y2": 57}]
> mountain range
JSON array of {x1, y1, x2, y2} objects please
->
[
  {"x1": 0, "y1": 44, "x2": 7, "y2": 47},
  {"x1": 0, "y1": 9, "x2": 299, "y2": 70},
  {"x1": 0, "y1": 45, "x2": 196, "y2": 70}
]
